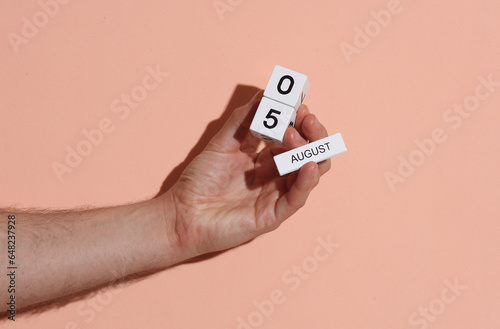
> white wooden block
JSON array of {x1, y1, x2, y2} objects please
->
[
  {"x1": 273, "y1": 133, "x2": 347, "y2": 176},
  {"x1": 249, "y1": 97, "x2": 296, "y2": 146},
  {"x1": 263, "y1": 65, "x2": 310, "y2": 111}
]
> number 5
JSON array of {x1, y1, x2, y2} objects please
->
[{"x1": 263, "y1": 109, "x2": 281, "y2": 129}]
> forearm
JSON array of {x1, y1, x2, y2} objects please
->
[{"x1": 0, "y1": 193, "x2": 182, "y2": 312}]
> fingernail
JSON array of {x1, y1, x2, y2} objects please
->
[
  {"x1": 303, "y1": 106, "x2": 310, "y2": 115},
  {"x1": 294, "y1": 131, "x2": 302, "y2": 141},
  {"x1": 314, "y1": 116, "x2": 321, "y2": 129}
]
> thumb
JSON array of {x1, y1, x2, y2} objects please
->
[{"x1": 208, "y1": 90, "x2": 263, "y2": 153}]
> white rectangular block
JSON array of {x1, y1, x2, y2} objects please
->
[
  {"x1": 249, "y1": 96, "x2": 296, "y2": 146},
  {"x1": 273, "y1": 133, "x2": 347, "y2": 176},
  {"x1": 263, "y1": 65, "x2": 310, "y2": 111}
]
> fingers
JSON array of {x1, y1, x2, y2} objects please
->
[
  {"x1": 301, "y1": 113, "x2": 329, "y2": 143},
  {"x1": 279, "y1": 105, "x2": 309, "y2": 151},
  {"x1": 275, "y1": 162, "x2": 319, "y2": 223},
  {"x1": 293, "y1": 104, "x2": 310, "y2": 139},
  {"x1": 283, "y1": 109, "x2": 332, "y2": 175},
  {"x1": 301, "y1": 113, "x2": 332, "y2": 174},
  {"x1": 208, "y1": 90, "x2": 264, "y2": 153}
]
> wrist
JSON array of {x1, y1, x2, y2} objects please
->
[{"x1": 154, "y1": 191, "x2": 194, "y2": 267}]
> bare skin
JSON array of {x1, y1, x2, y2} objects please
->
[{"x1": 0, "y1": 90, "x2": 331, "y2": 313}]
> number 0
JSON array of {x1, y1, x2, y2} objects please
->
[
  {"x1": 277, "y1": 75, "x2": 294, "y2": 95},
  {"x1": 263, "y1": 109, "x2": 281, "y2": 129}
]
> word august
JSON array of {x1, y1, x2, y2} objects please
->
[
  {"x1": 274, "y1": 133, "x2": 347, "y2": 176},
  {"x1": 52, "y1": 64, "x2": 168, "y2": 182},
  {"x1": 291, "y1": 142, "x2": 331, "y2": 163}
]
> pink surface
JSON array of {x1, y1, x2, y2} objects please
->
[{"x1": 1, "y1": 0, "x2": 499, "y2": 328}]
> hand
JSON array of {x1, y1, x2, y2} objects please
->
[
  {"x1": 0, "y1": 92, "x2": 330, "y2": 313},
  {"x1": 163, "y1": 90, "x2": 332, "y2": 258}
]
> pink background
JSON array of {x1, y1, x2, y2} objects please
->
[{"x1": 1, "y1": 0, "x2": 499, "y2": 328}]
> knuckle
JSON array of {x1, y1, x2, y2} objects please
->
[
  {"x1": 312, "y1": 176, "x2": 320, "y2": 188},
  {"x1": 323, "y1": 160, "x2": 332, "y2": 172},
  {"x1": 296, "y1": 200, "x2": 306, "y2": 208},
  {"x1": 295, "y1": 193, "x2": 310, "y2": 208},
  {"x1": 318, "y1": 160, "x2": 331, "y2": 175}
]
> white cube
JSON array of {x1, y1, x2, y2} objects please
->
[
  {"x1": 250, "y1": 97, "x2": 296, "y2": 146},
  {"x1": 273, "y1": 133, "x2": 347, "y2": 176},
  {"x1": 263, "y1": 65, "x2": 310, "y2": 111}
]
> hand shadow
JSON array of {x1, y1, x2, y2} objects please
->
[
  {"x1": 155, "y1": 84, "x2": 261, "y2": 197},
  {"x1": 0, "y1": 85, "x2": 260, "y2": 320},
  {"x1": 154, "y1": 84, "x2": 261, "y2": 263}
]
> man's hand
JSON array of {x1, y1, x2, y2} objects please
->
[
  {"x1": 0, "y1": 90, "x2": 331, "y2": 314},
  {"x1": 163, "y1": 90, "x2": 332, "y2": 257}
]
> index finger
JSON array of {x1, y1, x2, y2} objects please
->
[
  {"x1": 283, "y1": 112, "x2": 332, "y2": 175},
  {"x1": 207, "y1": 90, "x2": 264, "y2": 153}
]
